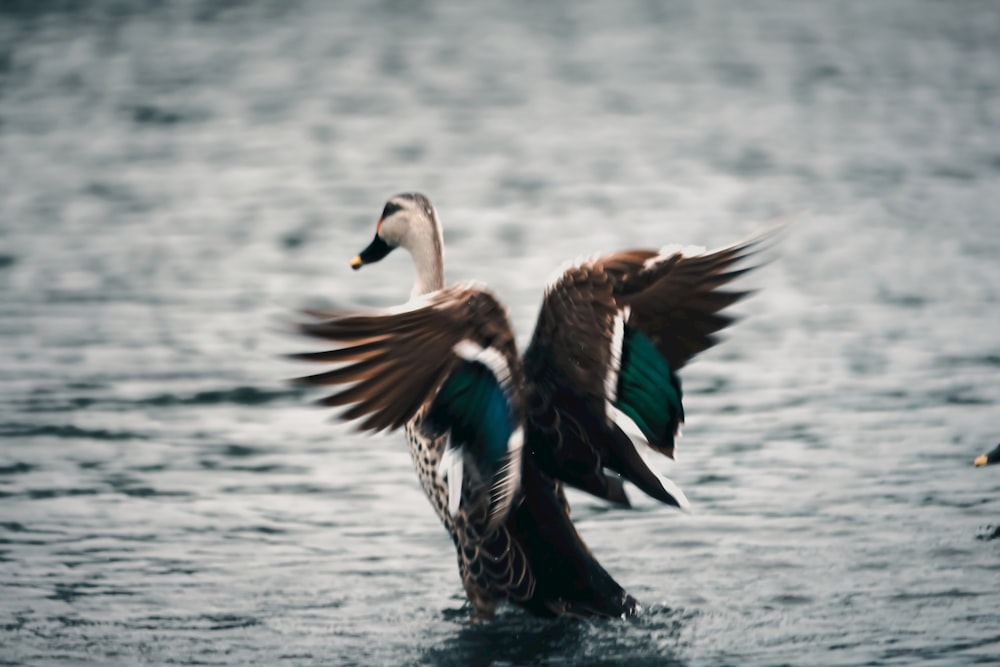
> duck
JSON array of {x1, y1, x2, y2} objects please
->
[
  {"x1": 292, "y1": 192, "x2": 768, "y2": 619},
  {"x1": 974, "y1": 443, "x2": 1000, "y2": 466}
]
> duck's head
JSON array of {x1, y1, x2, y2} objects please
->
[
  {"x1": 351, "y1": 193, "x2": 445, "y2": 296},
  {"x1": 974, "y1": 442, "x2": 1000, "y2": 467}
]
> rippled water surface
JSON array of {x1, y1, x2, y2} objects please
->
[{"x1": 2, "y1": 1, "x2": 1000, "y2": 665}]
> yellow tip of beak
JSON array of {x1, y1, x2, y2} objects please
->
[
  {"x1": 974, "y1": 454, "x2": 988, "y2": 467},
  {"x1": 350, "y1": 255, "x2": 363, "y2": 269}
]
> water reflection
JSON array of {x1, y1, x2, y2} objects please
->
[{"x1": 422, "y1": 605, "x2": 689, "y2": 667}]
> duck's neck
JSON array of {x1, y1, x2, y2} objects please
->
[
  {"x1": 409, "y1": 223, "x2": 445, "y2": 298},
  {"x1": 411, "y1": 253, "x2": 444, "y2": 297}
]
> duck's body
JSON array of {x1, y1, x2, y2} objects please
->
[{"x1": 294, "y1": 193, "x2": 766, "y2": 618}]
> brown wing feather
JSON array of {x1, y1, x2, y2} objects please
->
[
  {"x1": 288, "y1": 339, "x2": 389, "y2": 363},
  {"x1": 601, "y1": 234, "x2": 769, "y2": 370},
  {"x1": 292, "y1": 285, "x2": 521, "y2": 433},
  {"x1": 524, "y1": 230, "x2": 772, "y2": 505},
  {"x1": 522, "y1": 266, "x2": 631, "y2": 504}
]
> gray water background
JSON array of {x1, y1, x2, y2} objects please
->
[{"x1": 2, "y1": 1, "x2": 999, "y2": 665}]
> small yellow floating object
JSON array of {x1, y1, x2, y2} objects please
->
[{"x1": 974, "y1": 443, "x2": 1000, "y2": 467}]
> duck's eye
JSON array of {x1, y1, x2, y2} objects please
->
[{"x1": 381, "y1": 201, "x2": 403, "y2": 220}]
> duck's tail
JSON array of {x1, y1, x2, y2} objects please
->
[{"x1": 509, "y1": 459, "x2": 640, "y2": 619}]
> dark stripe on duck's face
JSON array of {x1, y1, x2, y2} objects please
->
[
  {"x1": 351, "y1": 233, "x2": 394, "y2": 270},
  {"x1": 381, "y1": 201, "x2": 403, "y2": 221}
]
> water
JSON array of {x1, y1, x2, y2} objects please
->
[{"x1": 2, "y1": 1, "x2": 999, "y2": 664}]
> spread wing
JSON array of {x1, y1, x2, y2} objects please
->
[
  {"x1": 523, "y1": 233, "x2": 770, "y2": 508},
  {"x1": 291, "y1": 284, "x2": 525, "y2": 530}
]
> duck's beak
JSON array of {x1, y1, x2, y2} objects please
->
[
  {"x1": 974, "y1": 443, "x2": 1000, "y2": 466},
  {"x1": 351, "y1": 233, "x2": 393, "y2": 270}
]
